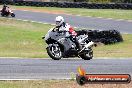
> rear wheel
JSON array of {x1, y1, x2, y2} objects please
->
[
  {"x1": 80, "y1": 49, "x2": 93, "y2": 60},
  {"x1": 1, "y1": 12, "x2": 9, "y2": 17},
  {"x1": 46, "y1": 44, "x2": 62, "y2": 60},
  {"x1": 1, "y1": 13, "x2": 4, "y2": 16}
]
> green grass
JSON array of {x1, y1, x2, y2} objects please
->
[
  {"x1": 0, "y1": 81, "x2": 20, "y2": 88},
  {"x1": 7, "y1": 5, "x2": 132, "y2": 20},
  {"x1": 0, "y1": 80, "x2": 131, "y2": 88},
  {"x1": 0, "y1": 18, "x2": 53, "y2": 58},
  {"x1": 0, "y1": 18, "x2": 132, "y2": 58},
  {"x1": 0, "y1": 80, "x2": 73, "y2": 88},
  {"x1": 93, "y1": 35, "x2": 132, "y2": 57},
  {"x1": 93, "y1": 34, "x2": 132, "y2": 57}
]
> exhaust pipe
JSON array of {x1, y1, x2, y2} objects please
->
[
  {"x1": 78, "y1": 41, "x2": 94, "y2": 54},
  {"x1": 84, "y1": 41, "x2": 94, "y2": 48}
]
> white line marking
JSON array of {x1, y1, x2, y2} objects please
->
[
  {"x1": 7, "y1": 16, "x2": 130, "y2": 34},
  {"x1": 0, "y1": 79, "x2": 36, "y2": 80},
  {"x1": 8, "y1": 18, "x2": 55, "y2": 26},
  {"x1": 97, "y1": 17, "x2": 103, "y2": 19},
  {"x1": 0, "y1": 78, "x2": 74, "y2": 80},
  {"x1": 0, "y1": 56, "x2": 132, "y2": 59},
  {"x1": 8, "y1": 18, "x2": 88, "y2": 30},
  {"x1": 17, "y1": 9, "x2": 132, "y2": 23}
]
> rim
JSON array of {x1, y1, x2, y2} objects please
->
[{"x1": 50, "y1": 44, "x2": 62, "y2": 58}]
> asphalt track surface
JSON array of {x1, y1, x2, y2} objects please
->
[
  {"x1": 14, "y1": 10, "x2": 132, "y2": 34},
  {"x1": 0, "y1": 10, "x2": 132, "y2": 79},
  {"x1": 0, "y1": 58, "x2": 132, "y2": 79}
]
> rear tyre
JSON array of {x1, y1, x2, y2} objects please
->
[
  {"x1": 46, "y1": 44, "x2": 62, "y2": 60},
  {"x1": 80, "y1": 49, "x2": 93, "y2": 60},
  {"x1": 1, "y1": 13, "x2": 4, "y2": 17}
]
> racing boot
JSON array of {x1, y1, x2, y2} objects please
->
[
  {"x1": 78, "y1": 41, "x2": 94, "y2": 54},
  {"x1": 73, "y1": 37, "x2": 82, "y2": 53}
]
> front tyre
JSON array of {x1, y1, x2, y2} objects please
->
[
  {"x1": 11, "y1": 13, "x2": 15, "y2": 17},
  {"x1": 46, "y1": 44, "x2": 62, "y2": 60},
  {"x1": 80, "y1": 49, "x2": 93, "y2": 60}
]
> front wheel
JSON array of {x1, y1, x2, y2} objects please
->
[
  {"x1": 80, "y1": 49, "x2": 93, "y2": 60},
  {"x1": 46, "y1": 44, "x2": 62, "y2": 60},
  {"x1": 11, "y1": 13, "x2": 15, "y2": 17}
]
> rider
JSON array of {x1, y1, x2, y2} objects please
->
[
  {"x1": 1, "y1": 4, "x2": 9, "y2": 14},
  {"x1": 54, "y1": 16, "x2": 81, "y2": 52}
]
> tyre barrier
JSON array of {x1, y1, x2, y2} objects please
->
[
  {"x1": 0, "y1": 1, "x2": 132, "y2": 9},
  {"x1": 76, "y1": 30, "x2": 123, "y2": 45}
]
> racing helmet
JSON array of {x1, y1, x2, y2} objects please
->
[
  {"x1": 3, "y1": 4, "x2": 7, "y2": 7},
  {"x1": 55, "y1": 16, "x2": 64, "y2": 26}
]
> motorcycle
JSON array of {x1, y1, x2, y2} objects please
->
[
  {"x1": 42, "y1": 28, "x2": 95, "y2": 60},
  {"x1": 1, "y1": 9, "x2": 15, "y2": 17}
]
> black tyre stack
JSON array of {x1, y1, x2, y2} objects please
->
[
  {"x1": 0, "y1": 1, "x2": 132, "y2": 9},
  {"x1": 76, "y1": 29, "x2": 123, "y2": 45}
]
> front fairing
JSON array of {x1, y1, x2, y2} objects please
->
[
  {"x1": 45, "y1": 28, "x2": 67, "y2": 42},
  {"x1": 44, "y1": 29, "x2": 75, "y2": 52},
  {"x1": 44, "y1": 28, "x2": 53, "y2": 41}
]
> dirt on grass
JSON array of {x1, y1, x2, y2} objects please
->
[
  {"x1": 37, "y1": 80, "x2": 132, "y2": 88},
  {"x1": 1, "y1": 80, "x2": 132, "y2": 88}
]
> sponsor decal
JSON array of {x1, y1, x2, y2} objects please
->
[{"x1": 76, "y1": 66, "x2": 131, "y2": 85}]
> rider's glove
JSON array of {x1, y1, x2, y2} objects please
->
[{"x1": 65, "y1": 31, "x2": 71, "y2": 37}]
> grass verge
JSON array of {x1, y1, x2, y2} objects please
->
[
  {"x1": 3, "y1": 5, "x2": 132, "y2": 20},
  {"x1": 0, "y1": 17, "x2": 53, "y2": 58},
  {"x1": 0, "y1": 18, "x2": 132, "y2": 58},
  {"x1": 0, "y1": 80, "x2": 131, "y2": 88},
  {"x1": 93, "y1": 34, "x2": 132, "y2": 57}
]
